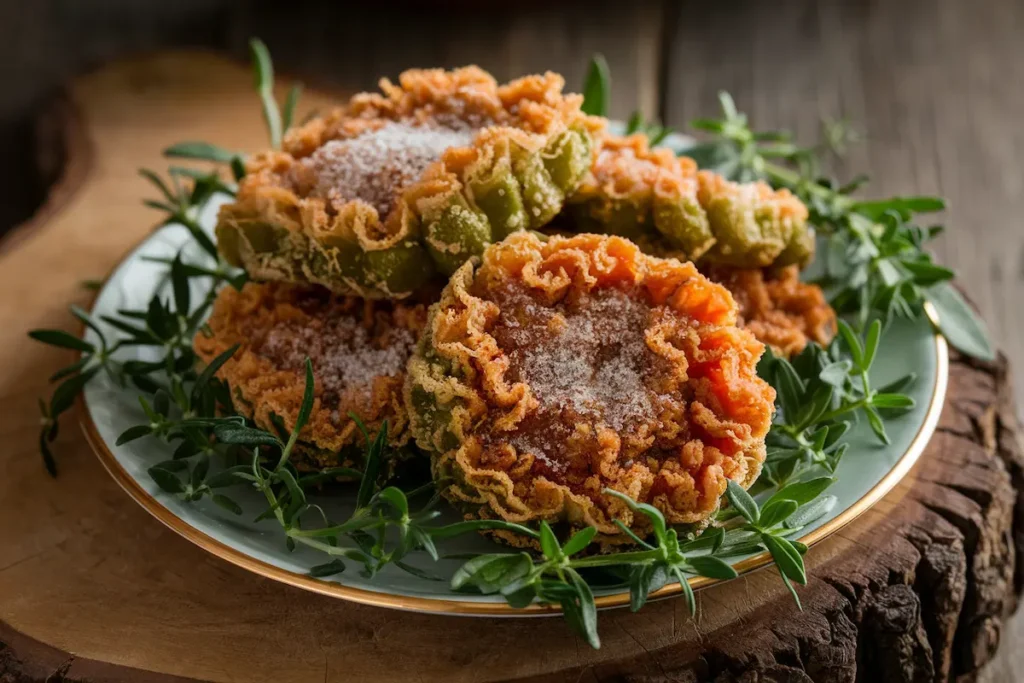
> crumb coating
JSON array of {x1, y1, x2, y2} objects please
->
[
  {"x1": 217, "y1": 66, "x2": 604, "y2": 299},
  {"x1": 405, "y1": 232, "x2": 775, "y2": 546},
  {"x1": 567, "y1": 134, "x2": 814, "y2": 269},
  {"x1": 193, "y1": 282, "x2": 427, "y2": 472},
  {"x1": 707, "y1": 266, "x2": 837, "y2": 358},
  {"x1": 697, "y1": 170, "x2": 814, "y2": 268}
]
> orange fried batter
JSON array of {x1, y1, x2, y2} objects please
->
[
  {"x1": 219, "y1": 66, "x2": 605, "y2": 297},
  {"x1": 193, "y1": 282, "x2": 428, "y2": 471},
  {"x1": 285, "y1": 66, "x2": 595, "y2": 158},
  {"x1": 406, "y1": 233, "x2": 775, "y2": 546},
  {"x1": 706, "y1": 266, "x2": 837, "y2": 358},
  {"x1": 568, "y1": 134, "x2": 713, "y2": 257}
]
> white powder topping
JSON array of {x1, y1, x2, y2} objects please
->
[
  {"x1": 301, "y1": 121, "x2": 475, "y2": 216},
  {"x1": 259, "y1": 315, "x2": 415, "y2": 406},
  {"x1": 494, "y1": 288, "x2": 656, "y2": 465}
]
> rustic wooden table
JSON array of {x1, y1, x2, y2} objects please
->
[{"x1": 1, "y1": 1, "x2": 1022, "y2": 680}]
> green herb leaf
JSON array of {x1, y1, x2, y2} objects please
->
[
  {"x1": 785, "y1": 495, "x2": 838, "y2": 529},
  {"x1": 686, "y1": 555, "x2": 739, "y2": 580},
  {"x1": 538, "y1": 521, "x2": 561, "y2": 559},
  {"x1": 191, "y1": 343, "x2": 239, "y2": 406},
  {"x1": 213, "y1": 422, "x2": 280, "y2": 446},
  {"x1": 308, "y1": 559, "x2": 347, "y2": 578},
  {"x1": 190, "y1": 454, "x2": 211, "y2": 489},
  {"x1": 566, "y1": 569, "x2": 600, "y2": 649},
  {"x1": 377, "y1": 487, "x2": 409, "y2": 518},
  {"x1": 675, "y1": 566, "x2": 697, "y2": 617},
  {"x1": 603, "y1": 488, "x2": 668, "y2": 540},
  {"x1": 249, "y1": 38, "x2": 283, "y2": 149},
  {"x1": 148, "y1": 465, "x2": 185, "y2": 494},
  {"x1": 282, "y1": 83, "x2": 302, "y2": 132},
  {"x1": 762, "y1": 534, "x2": 807, "y2": 585},
  {"x1": 757, "y1": 499, "x2": 799, "y2": 529},
  {"x1": 561, "y1": 526, "x2": 597, "y2": 557},
  {"x1": 50, "y1": 367, "x2": 99, "y2": 415},
  {"x1": 900, "y1": 259, "x2": 955, "y2": 286},
  {"x1": 116, "y1": 424, "x2": 153, "y2": 446},
  {"x1": 851, "y1": 196, "x2": 945, "y2": 220},
  {"x1": 926, "y1": 282, "x2": 995, "y2": 361},
  {"x1": 170, "y1": 256, "x2": 191, "y2": 315},
  {"x1": 628, "y1": 563, "x2": 668, "y2": 611},
  {"x1": 164, "y1": 141, "x2": 241, "y2": 163},
  {"x1": 355, "y1": 422, "x2": 387, "y2": 509},
  {"x1": 581, "y1": 54, "x2": 610, "y2": 117},
  {"x1": 766, "y1": 477, "x2": 835, "y2": 508},
  {"x1": 862, "y1": 319, "x2": 882, "y2": 371},
  {"x1": 212, "y1": 494, "x2": 243, "y2": 515},
  {"x1": 864, "y1": 405, "x2": 890, "y2": 444},
  {"x1": 451, "y1": 553, "x2": 533, "y2": 594},
  {"x1": 836, "y1": 319, "x2": 864, "y2": 368},
  {"x1": 28, "y1": 329, "x2": 93, "y2": 353},
  {"x1": 871, "y1": 393, "x2": 915, "y2": 409},
  {"x1": 878, "y1": 373, "x2": 917, "y2": 395},
  {"x1": 725, "y1": 480, "x2": 760, "y2": 526},
  {"x1": 819, "y1": 360, "x2": 852, "y2": 387},
  {"x1": 295, "y1": 358, "x2": 315, "y2": 431}
]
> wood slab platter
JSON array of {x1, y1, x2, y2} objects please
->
[{"x1": 1, "y1": 52, "x2": 1022, "y2": 683}]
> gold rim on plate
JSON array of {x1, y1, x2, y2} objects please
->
[{"x1": 76, "y1": 241, "x2": 949, "y2": 615}]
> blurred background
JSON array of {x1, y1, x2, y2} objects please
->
[{"x1": 0, "y1": 0, "x2": 1021, "y2": 675}]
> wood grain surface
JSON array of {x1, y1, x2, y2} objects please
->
[{"x1": 1, "y1": 0, "x2": 1023, "y2": 680}]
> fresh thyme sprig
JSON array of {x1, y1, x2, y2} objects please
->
[
  {"x1": 30, "y1": 304, "x2": 123, "y2": 475},
  {"x1": 449, "y1": 472, "x2": 841, "y2": 645},
  {"x1": 754, "y1": 318, "x2": 917, "y2": 486},
  {"x1": 685, "y1": 92, "x2": 994, "y2": 360},
  {"x1": 28, "y1": 35, "x2": 305, "y2": 476}
]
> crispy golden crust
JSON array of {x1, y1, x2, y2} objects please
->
[
  {"x1": 696, "y1": 171, "x2": 813, "y2": 268},
  {"x1": 707, "y1": 265, "x2": 837, "y2": 358},
  {"x1": 285, "y1": 67, "x2": 595, "y2": 155},
  {"x1": 217, "y1": 67, "x2": 604, "y2": 298},
  {"x1": 567, "y1": 134, "x2": 713, "y2": 256},
  {"x1": 405, "y1": 232, "x2": 775, "y2": 547},
  {"x1": 566, "y1": 134, "x2": 814, "y2": 269},
  {"x1": 193, "y1": 282, "x2": 428, "y2": 471}
]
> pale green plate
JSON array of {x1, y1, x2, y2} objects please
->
[{"x1": 80, "y1": 194, "x2": 947, "y2": 616}]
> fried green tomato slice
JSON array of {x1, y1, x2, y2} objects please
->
[
  {"x1": 405, "y1": 232, "x2": 776, "y2": 548},
  {"x1": 567, "y1": 134, "x2": 714, "y2": 258},
  {"x1": 565, "y1": 134, "x2": 814, "y2": 269},
  {"x1": 193, "y1": 282, "x2": 427, "y2": 473},
  {"x1": 706, "y1": 265, "x2": 837, "y2": 358},
  {"x1": 697, "y1": 170, "x2": 814, "y2": 268},
  {"x1": 217, "y1": 66, "x2": 603, "y2": 299}
]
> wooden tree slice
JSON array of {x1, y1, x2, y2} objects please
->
[{"x1": 1, "y1": 52, "x2": 1021, "y2": 683}]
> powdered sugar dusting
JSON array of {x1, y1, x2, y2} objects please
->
[
  {"x1": 301, "y1": 121, "x2": 475, "y2": 216},
  {"x1": 258, "y1": 313, "x2": 415, "y2": 407},
  {"x1": 492, "y1": 287, "x2": 657, "y2": 467}
]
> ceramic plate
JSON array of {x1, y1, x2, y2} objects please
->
[{"x1": 80, "y1": 194, "x2": 947, "y2": 616}]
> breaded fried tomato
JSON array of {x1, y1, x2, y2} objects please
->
[
  {"x1": 217, "y1": 67, "x2": 603, "y2": 298},
  {"x1": 405, "y1": 233, "x2": 775, "y2": 546},
  {"x1": 193, "y1": 282, "x2": 427, "y2": 472},
  {"x1": 567, "y1": 134, "x2": 814, "y2": 269},
  {"x1": 707, "y1": 265, "x2": 837, "y2": 358},
  {"x1": 567, "y1": 134, "x2": 714, "y2": 258}
]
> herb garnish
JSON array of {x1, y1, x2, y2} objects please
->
[
  {"x1": 26, "y1": 46, "x2": 971, "y2": 649},
  {"x1": 675, "y1": 87, "x2": 995, "y2": 360}
]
